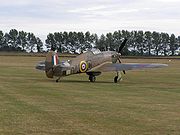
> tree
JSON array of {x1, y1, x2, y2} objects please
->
[
  {"x1": 144, "y1": 31, "x2": 152, "y2": 55},
  {"x1": 54, "y1": 32, "x2": 63, "y2": 53},
  {"x1": 3, "y1": 33, "x2": 11, "y2": 51},
  {"x1": 169, "y1": 34, "x2": 177, "y2": 56},
  {"x1": 113, "y1": 31, "x2": 122, "y2": 52},
  {"x1": 46, "y1": 33, "x2": 56, "y2": 51},
  {"x1": 0, "y1": 31, "x2": 4, "y2": 49},
  {"x1": 106, "y1": 32, "x2": 114, "y2": 51},
  {"x1": 92, "y1": 33, "x2": 99, "y2": 48},
  {"x1": 36, "y1": 37, "x2": 43, "y2": 52},
  {"x1": 130, "y1": 31, "x2": 139, "y2": 55},
  {"x1": 178, "y1": 36, "x2": 180, "y2": 55},
  {"x1": 84, "y1": 31, "x2": 93, "y2": 50},
  {"x1": 152, "y1": 31, "x2": 161, "y2": 56},
  {"x1": 62, "y1": 31, "x2": 69, "y2": 53},
  {"x1": 77, "y1": 32, "x2": 85, "y2": 53},
  {"x1": 160, "y1": 33, "x2": 169, "y2": 56},
  {"x1": 17, "y1": 31, "x2": 27, "y2": 51},
  {"x1": 9, "y1": 29, "x2": 18, "y2": 49},
  {"x1": 27, "y1": 33, "x2": 37, "y2": 52},
  {"x1": 96, "y1": 34, "x2": 107, "y2": 51},
  {"x1": 68, "y1": 32, "x2": 77, "y2": 53},
  {"x1": 136, "y1": 31, "x2": 144, "y2": 55}
]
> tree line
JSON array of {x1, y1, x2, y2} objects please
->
[
  {"x1": 46, "y1": 30, "x2": 180, "y2": 56},
  {"x1": 0, "y1": 29, "x2": 43, "y2": 52},
  {"x1": 0, "y1": 29, "x2": 180, "y2": 56}
]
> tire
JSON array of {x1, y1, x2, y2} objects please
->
[
  {"x1": 89, "y1": 76, "x2": 96, "y2": 82},
  {"x1": 114, "y1": 76, "x2": 118, "y2": 83}
]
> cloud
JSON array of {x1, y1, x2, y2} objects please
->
[
  {"x1": 155, "y1": 0, "x2": 180, "y2": 2},
  {"x1": 0, "y1": 0, "x2": 180, "y2": 41},
  {"x1": 68, "y1": 5, "x2": 108, "y2": 13}
]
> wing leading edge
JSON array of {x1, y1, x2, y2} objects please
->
[{"x1": 89, "y1": 62, "x2": 168, "y2": 72}]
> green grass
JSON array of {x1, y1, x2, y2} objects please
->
[{"x1": 0, "y1": 56, "x2": 180, "y2": 135}]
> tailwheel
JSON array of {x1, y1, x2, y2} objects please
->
[
  {"x1": 56, "y1": 77, "x2": 60, "y2": 83},
  {"x1": 114, "y1": 72, "x2": 122, "y2": 83},
  {"x1": 89, "y1": 76, "x2": 96, "y2": 82}
]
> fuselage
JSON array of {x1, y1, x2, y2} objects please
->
[
  {"x1": 71, "y1": 51, "x2": 117, "y2": 68},
  {"x1": 54, "y1": 51, "x2": 118, "y2": 77}
]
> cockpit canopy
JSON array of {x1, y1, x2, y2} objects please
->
[{"x1": 89, "y1": 48, "x2": 101, "y2": 55}]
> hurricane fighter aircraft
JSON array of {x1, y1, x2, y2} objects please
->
[{"x1": 36, "y1": 39, "x2": 168, "y2": 83}]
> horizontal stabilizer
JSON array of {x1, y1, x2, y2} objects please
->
[{"x1": 36, "y1": 61, "x2": 45, "y2": 71}]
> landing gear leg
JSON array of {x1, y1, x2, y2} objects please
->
[
  {"x1": 89, "y1": 75, "x2": 96, "y2": 82},
  {"x1": 56, "y1": 77, "x2": 60, "y2": 83},
  {"x1": 114, "y1": 72, "x2": 122, "y2": 83}
]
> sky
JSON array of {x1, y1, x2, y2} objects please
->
[{"x1": 0, "y1": 0, "x2": 180, "y2": 41}]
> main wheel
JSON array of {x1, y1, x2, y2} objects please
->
[
  {"x1": 114, "y1": 76, "x2": 118, "y2": 83},
  {"x1": 89, "y1": 76, "x2": 96, "y2": 82}
]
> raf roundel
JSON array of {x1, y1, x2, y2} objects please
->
[{"x1": 80, "y1": 61, "x2": 88, "y2": 72}]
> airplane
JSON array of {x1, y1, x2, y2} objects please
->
[{"x1": 36, "y1": 39, "x2": 168, "y2": 83}]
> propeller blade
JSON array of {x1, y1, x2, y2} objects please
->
[
  {"x1": 118, "y1": 58, "x2": 121, "y2": 63},
  {"x1": 117, "y1": 38, "x2": 128, "y2": 74},
  {"x1": 118, "y1": 57, "x2": 126, "y2": 74},
  {"x1": 118, "y1": 38, "x2": 128, "y2": 53}
]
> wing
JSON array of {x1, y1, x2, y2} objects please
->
[{"x1": 89, "y1": 62, "x2": 168, "y2": 72}]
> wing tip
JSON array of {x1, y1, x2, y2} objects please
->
[{"x1": 158, "y1": 64, "x2": 168, "y2": 67}]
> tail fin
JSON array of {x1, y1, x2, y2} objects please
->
[{"x1": 45, "y1": 51, "x2": 60, "y2": 78}]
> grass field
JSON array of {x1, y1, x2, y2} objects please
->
[{"x1": 0, "y1": 56, "x2": 180, "y2": 135}]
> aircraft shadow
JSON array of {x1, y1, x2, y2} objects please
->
[
  {"x1": 31, "y1": 78, "x2": 114, "y2": 84},
  {"x1": 59, "y1": 79, "x2": 114, "y2": 84}
]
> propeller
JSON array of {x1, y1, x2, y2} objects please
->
[
  {"x1": 118, "y1": 38, "x2": 128, "y2": 53},
  {"x1": 117, "y1": 38, "x2": 128, "y2": 74}
]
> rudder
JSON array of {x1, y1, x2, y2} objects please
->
[{"x1": 45, "y1": 51, "x2": 60, "y2": 78}]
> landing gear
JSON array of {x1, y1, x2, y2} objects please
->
[
  {"x1": 114, "y1": 76, "x2": 118, "y2": 83},
  {"x1": 114, "y1": 72, "x2": 122, "y2": 83},
  {"x1": 89, "y1": 75, "x2": 96, "y2": 82},
  {"x1": 56, "y1": 77, "x2": 60, "y2": 83},
  {"x1": 86, "y1": 72, "x2": 101, "y2": 82}
]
